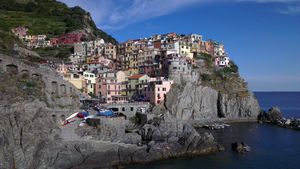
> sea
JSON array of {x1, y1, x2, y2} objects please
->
[{"x1": 127, "y1": 92, "x2": 300, "y2": 169}]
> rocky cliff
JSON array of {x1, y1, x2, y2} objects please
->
[
  {"x1": 0, "y1": 99, "x2": 218, "y2": 169},
  {"x1": 0, "y1": 53, "x2": 218, "y2": 169},
  {"x1": 154, "y1": 54, "x2": 260, "y2": 125},
  {"x1": 162, "y1": 84, "x2": 260, "y2": 125}
]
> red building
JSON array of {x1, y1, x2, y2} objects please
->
[
  {"x1": 51, "y1": 33, "x2": 83, "y2": 46},
  {"x1": 153, "y1": 40, "x2": 161, "y2": 49}
]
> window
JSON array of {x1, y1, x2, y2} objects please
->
[
  {"x1": 122, "y1": 107, "x2": 125, "y2": 111},
  {"x1": 158, "y1": 88, "x2": 160, "y2": 91},
  {"x1": 108, "y1": 91, "x2": 111, "y2": 94},
  {"x1": 163, "y1": 88, "x2": 166, "y2": 91},
  {"x1": 131, "y1": 107, "x2": 134, "y2": 111}
]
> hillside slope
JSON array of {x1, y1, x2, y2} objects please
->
[{"x1": 0, "y1": 0, "x2": 117, "y2": 44}]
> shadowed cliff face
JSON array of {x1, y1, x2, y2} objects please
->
[
  {"x1": 156, "y1": 83, "x2": 260, "y2": 125},
  {"x1": 0, "y1": 100, "x2": 61, "y2": 169}
]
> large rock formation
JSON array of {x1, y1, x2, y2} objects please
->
[
  {"x1": 157, "y1": 83, "x2": 260, "y2": 125},
  {"x1": 154, "y1": 58, "x2": 260, "y2": 125},
  {"x1": 0, "y1": 99, "x2": 218, "y2": 169},
  {"x1": 258, "y1": 107, "x2": 283, "y2": 123}
]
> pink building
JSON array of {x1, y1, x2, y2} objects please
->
[
  {"x1": 12, "y1": 26, "x2": 28, "y2": 39},
  {"x1": 142, "y1": 78, "x2": 173, "y2": 105},
  {"x1": 96, "y1": 71, "x2": 128, "y2": 103},
  {"x1": 56, "y1": 63, "x2": 69, "y2": 75}
]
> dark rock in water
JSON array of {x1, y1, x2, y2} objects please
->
[
  {"x1": 217, "y1": 145, "x2": 225, "y2": 151},
  {"x1": 257, "y1": 107, "x2": 300, "y2": 130},
  {"x1": 231, "y1": 142, "x2": 251, "y2": 154},
  {"x1": 258, "y1": 107, "x2": 282, "y2": 123}
]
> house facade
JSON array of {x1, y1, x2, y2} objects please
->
[
  {"x1": 97, "y1": 71, "x2": 127, "y2": 103},
  {"x1": 127, "y1": 74, "x2": 150, "y2": 100}
]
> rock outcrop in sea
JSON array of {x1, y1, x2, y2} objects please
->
[{"x1": 258, "y1": 107, "x2": 300, "y2": 130}]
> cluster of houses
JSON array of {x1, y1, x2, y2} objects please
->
[
  {"x1": 57, "y1": 33, "x2": 231, "y2": 105},
  {"x1": 12, "y1": 26, "x2": 83, "y2": 48},
  {"x1": 12, "y1": 27, "x2": 231, "y2": 105}
]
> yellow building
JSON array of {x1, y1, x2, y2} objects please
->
[
  {"x1": 179, "y1": 41, "x2": 193, "y2": 59},
  {"x1": 63, "y1": 73, "x2": 84, "y2": 90},
  {"x1": 127, "y1": 74, "x2": 150, "y2": 99},
  {"x1": 104, "y1": 43, "x2": 117, "y2": 60}
]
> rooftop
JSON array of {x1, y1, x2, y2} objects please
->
[{"x1": 128, "y1": 74, "x2": 145, "y2": 79}]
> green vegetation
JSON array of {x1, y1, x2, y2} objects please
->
[
  {"x1": 129, "y1": 116, "x2": 141, "y2": 125},
  {"x1": 196, "y1": 54, "x2": 248, "y2": 97},
  {"x1": 32, "y1": 46, "x2": 73, "y2": 60},
  {"x1": 194, "y1": 52, "x2": 214, "y2": 70},
  {"x1": 0, "y1": 0, "x2": 117, "y2": 43},
  {"x1": 0, "y1": 30, "x2": 23, "y2": 53}
]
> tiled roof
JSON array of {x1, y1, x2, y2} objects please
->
[{"x1": 128, "y1": 74, "x2": 145, "y2": 79}]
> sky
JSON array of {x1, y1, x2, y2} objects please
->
[{"x1": 60, "y1": 0, "x2": 300, "y2": 91}]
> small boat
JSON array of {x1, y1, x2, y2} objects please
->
[{"x1": 96, "y1": 109, "x2": 114, "y2": 117}]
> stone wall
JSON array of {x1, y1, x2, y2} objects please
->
[{"x1": 0, "y1": 54, "x2": 81, "y2": 110}]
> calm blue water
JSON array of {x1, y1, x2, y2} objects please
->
[
  {"x1": 127, "y1": 92, "x2": 300, "y2": 169},
  {"x1": 255, "y1": 92, "x2": 300, "y2": 118}
]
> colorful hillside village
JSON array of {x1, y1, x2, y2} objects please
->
[{"x1": 12, "y1": 27, "x2": 231, "y2": 106}]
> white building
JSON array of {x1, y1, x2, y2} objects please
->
[
  {"x1": 215, "y1": 56, "x2": 230, "y2": 67},
  {"x1": 69, "y1": 54, "x2": 85, "y2": 64},
  {"x1": 189, "y1": 34, "x2": 202, "y2": 42},
  {"x1": 83, "y1": 72, "x2": 97, "y2": 94},
  {"x1": 74, "y1": 42, "x2": 87, "y2": 56},
  {"x1": 214, "y1": 43, "x2": 226, "y2": 57}
]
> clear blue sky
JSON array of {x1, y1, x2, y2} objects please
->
[{"x1": 60, "y1": 0, "x2": 300, "y2": 91}]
